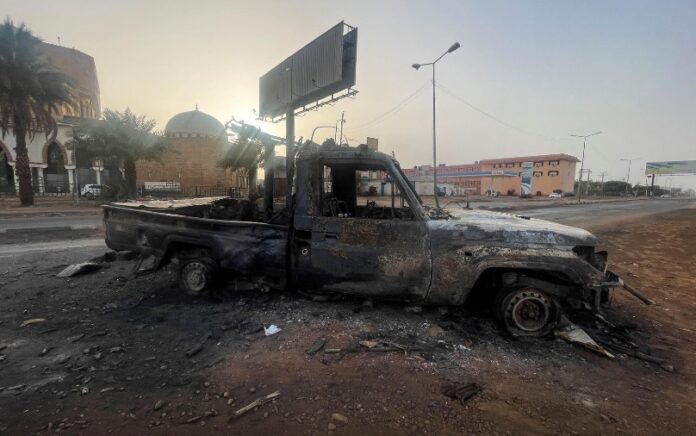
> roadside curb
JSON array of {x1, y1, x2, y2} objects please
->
[{"x1": 0, "y1": 225, "x2": 102, "y2": 234}]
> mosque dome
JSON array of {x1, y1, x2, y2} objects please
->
[{"x1": 164, "y1": 108, "x2": 225, "y2": 138}]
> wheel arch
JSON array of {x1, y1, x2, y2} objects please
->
[{"x1": 464, "y1": 265, "x2": 581, "y2": 308}]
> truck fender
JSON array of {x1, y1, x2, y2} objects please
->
[{"x1": 161, "y1": 235, "x2": 219, "y2": 263}]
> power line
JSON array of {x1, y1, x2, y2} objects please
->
[
  {"x1": 350, "y1": 81, "x2": 430, "y2": 132},
  {"x1": 434, "y1": 82, "x2": 569, "y2": 142}
]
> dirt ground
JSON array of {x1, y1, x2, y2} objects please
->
[{"x1": 1, "y1": 206, "x2": 695, "y2": 435}]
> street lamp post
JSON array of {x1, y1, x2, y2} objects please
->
[
  {"x1": 620, "y1": 157, "x2": 640, "y2": 196},
  {"x1": 412, "y1": 41, "x2": 460, "y2": 208},
  {"x1": 570, "y1": 131, "x2": 602, "y2": 203}
]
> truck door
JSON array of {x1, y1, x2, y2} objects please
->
[{"x1": 292, "y1": 160, "x2": 431, "y2": 301}]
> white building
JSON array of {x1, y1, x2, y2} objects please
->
[{"x1": 0, "y1": 42, "x2": 101, "y2": 195}]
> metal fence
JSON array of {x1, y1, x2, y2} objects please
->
[{"x1": 140, "y1": 184, "x2": 246, "y2": 199}]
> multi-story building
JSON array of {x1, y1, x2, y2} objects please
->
[
  {"x1": 0, "y1": 42, "x2": 102, "y2": 195},
  {"x1": 479, "y1": 154, "x2": 578, "y2": 196},
  {"x1": 402, "y1": 153, "x2": 578, "y2": 196}
]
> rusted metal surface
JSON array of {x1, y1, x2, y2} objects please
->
[
  {"x1": 425, "y1": 208, "x2": 603, "y2": 305},
  {"x1": 103, "y1": 145, "x2": 621, "y2": 313}
]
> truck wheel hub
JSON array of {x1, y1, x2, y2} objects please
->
[
  {"x1": 182, "y1": 262, "x2": 207, "y2": 292},
  {"x1": 508, "y1": 291, "x2": 551, "y2": 332}
]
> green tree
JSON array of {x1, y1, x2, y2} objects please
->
[
  {"x1": 218, "y1": 127, "x2": 274, "y2": 199},
  {"x1": 0, "y1": 18, "x2": 74, "y2": 206},
  {"x1": 68, "y1": 108, "x2": 170, "y2": 197}
]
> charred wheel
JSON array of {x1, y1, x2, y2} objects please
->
[
  {"x1": 497, "y1": 287, "x2": 559, "y2": 337},
  {"x1": 179, "y1": 257, "x2": 217, "y2": 295}
]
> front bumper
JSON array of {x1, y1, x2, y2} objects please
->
[{"x1": 590, "y1": 269, "x2": 623, "y2": 311}]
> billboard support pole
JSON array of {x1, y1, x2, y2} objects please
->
[
  {"x1": 286, "y1": 108, "x2": 295, "y2": 213},
  {"x1": 263, "y1": 143, "x2": 275, "y2": 217},
  {"x1": 650, "y1": 174, "x2": 655, "y2": 197}
]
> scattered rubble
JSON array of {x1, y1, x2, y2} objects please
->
[
  {"x1": 231, "y1": 391, "x2": 281, "y2": 420},
  {"x1": 20, "y1": 318, "x2": 46, "y2": 327},
  {"x1": 442, "y1": 382, "x2": 482, "y2": 405},
  {"x1": 56, "y1": 262, "x2": 102, "y2": 278},
  {"x1": 306, "y1": 338, "x2": 326, "y2": 355},
  {"x1": 264, "y1": 325, "x2": 282, "y2": 336},
  {"x1": 186, "y1": 332, "x2": 212, "y2": 357},
  {"x1": 555, "y1": 324, "x2": 615, "y2": 358}
]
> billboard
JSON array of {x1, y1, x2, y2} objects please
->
[
  {"x1": 645, "y1": 160, "x2": 696, "y2": 175},
  {"x1": 520, "y1": 162, "x2": 533, "y2": 196},
  {"x1": 259, "y1": 22, "x2": 358, "y2": 119}
]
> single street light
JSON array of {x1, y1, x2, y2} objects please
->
[
  {"x1": 570, "y1": 131, "x2": 602, "y2": 203},
  {"x1": 412, "y1": 41, "x2": 461, "y2": 208}
]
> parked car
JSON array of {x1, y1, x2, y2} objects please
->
[
  {"x1": 104, "y1": 145, "x2": 623, "y2": 338},
  {"x1": 548, "y1": 192, "x2": 562, "y2": 199},
  {"x1": 484, "y1": 189, "x2": 500, "y2": 197},
  {"x1": 562, "y1": 192, "x2": 575, "y2": 198},
  {"x1": 81, "y1": 184, "x2": 108, "y2": 200}
]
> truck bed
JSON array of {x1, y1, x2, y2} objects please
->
[{"x1": 103, "y1": 198, "x2": 288, "y2": 277}]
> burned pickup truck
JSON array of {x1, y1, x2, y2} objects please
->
[{"x1": 104, "y1": 144, "x2": 623, "y2": 337}]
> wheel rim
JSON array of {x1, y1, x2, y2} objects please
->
[
  {"x1": 506, "y1": 290, "x2": 552, "y2": 333},
  {"x1": 182, "y1": 261, "x2": 208, "y2": 292}
]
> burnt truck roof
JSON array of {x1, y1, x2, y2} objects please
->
[{"x1": 296, "y1": 144, "x2": 400, "y2": 167}]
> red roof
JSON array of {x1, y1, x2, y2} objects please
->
[{"x1": 479, "y1": 153, "x2": 579, "y2": 164}]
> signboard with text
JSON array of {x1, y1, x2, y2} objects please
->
[{"x1": 645, "y1": 160, "x2": 696, "y2": 175}]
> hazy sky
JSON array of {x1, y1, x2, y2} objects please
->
[{"x1": 5, "y1": 0, "x2": 696, "y2": 188}]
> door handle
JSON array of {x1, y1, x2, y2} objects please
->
[{"x1": 325, "y1": 233, "x2": 338, "y2": 240}]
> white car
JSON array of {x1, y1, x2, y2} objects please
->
[
  {"x1": 81, "y1": 184, "x2": 103, "y2": 200},
  {"x1": 548, "y1": 192, "x2": 562, "y2": 199}
]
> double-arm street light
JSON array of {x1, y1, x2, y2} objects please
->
[
  {"x1": 570, "y1": 131, "x2": 602, "y2": 203},
  {"x1": 412, "y1": 41, "x2": 461, "y2": 208}
]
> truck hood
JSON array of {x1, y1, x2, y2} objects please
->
[{"x1": 427, "y1": 208, "x2": 597, "y2": 248}]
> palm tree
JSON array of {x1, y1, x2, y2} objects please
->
[
  {"x1": 0, "y1": 18, "x2": 74, "y2": 206},
  {"x1": 219, "y1": 135, "x2": 263, "y2": 198},
  {"x1": 68, "y1": 108, "x2": 170, "y2": 197}
]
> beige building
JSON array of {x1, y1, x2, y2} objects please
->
[
  {"x1": 480, "y1": 154, "x2": 578, "y2": 196},
  {"x1": 403, "y1": 153, "x2": 578, "y2": 196},
  {"x1": 136, "y1": 109, "x2": 246, "y2": 196}
]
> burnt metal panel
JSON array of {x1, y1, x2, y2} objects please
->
[
  {"x1": 294, "y1": 217, "x2": 431, "y2": 300},
  {"x1": 259, "y1": 22, "x2": 358, "y2": 118}
]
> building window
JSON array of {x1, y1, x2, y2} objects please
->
[
  {"x1": 533, "y1": 171, "x2": 543, "y2": 177},
  {"x1": 506, "y1": 163, "x2": 515, "y2": 168},
  {"x1": 548, "y1": 170, "x2": 559, "y2": 177},
  {"x1": 549, "y1": 160, "x2": 560, "y2": 166},
  {"x1": 534, "y1": 161, "x2": 543, "y2": 167}
]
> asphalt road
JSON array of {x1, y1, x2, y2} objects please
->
[
  {"x1": 512, "y1": 198, "x2": 692, "y2": 226},
  {"x1": 0, "y1": 199, "x2": 692, "y2": 257}
]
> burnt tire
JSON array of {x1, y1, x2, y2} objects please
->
[
  {"x1": 496, "y1": 287, "x2": 560, "y2": 338},
  {"x1": 178, "y1": 257, "x2": 217, "y2": 295}
]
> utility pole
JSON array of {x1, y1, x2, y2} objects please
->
[
  {"x1": 620, "y1": 157, "x2": 640, "y2": 196},
  {"x1": 584, "y1": 169, "x2": 592, "y2": 196},
  {"x1": 570, "y1": 131, "x2": 602, "y2": 203},
  {"x1": 597, "y1": 171, "x2": 608, "y2": 196},
  {"x1": 338, "y1": 111, "x2": 345, "y2": 146},
  {"x1": 72, "y1": 126, "x2": 80, "y2": 204}
]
